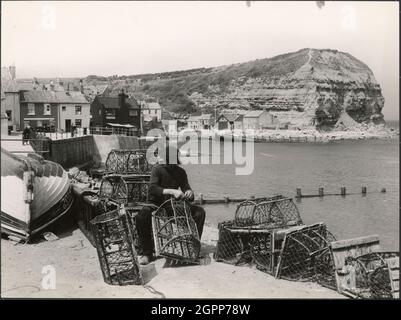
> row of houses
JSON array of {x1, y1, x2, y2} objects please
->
[
  {"x1": 183, "y1": 110, "x2": 290, "y2": 132},
  {"x1": 1, "y1": 65, "x2": 162, "y2": 135}
]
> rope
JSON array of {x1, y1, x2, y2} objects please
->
[
  {"x1": 3, "y1": 285, "x2": 41, "y2": 293},
  {"x1": 142, "y1": 284, "x2": 166, "y2": 299}
]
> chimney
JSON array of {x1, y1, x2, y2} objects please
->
[
  {"x1": 119, "y1": 89, "x2": 128, "y2": 124},
  {"x1": 9, "y1": 64, "x2": 16, "y2": 80},
  {"x1": 118, "y1": 88, "x2": 127, "y2": 108},
  {"x1": 79, "y1": 79, "x2": 84, "y2": 94},
  {"x1": 33, "y1": 77, "x2": 39, "y2": 90}
]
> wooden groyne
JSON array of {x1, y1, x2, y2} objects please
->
[
  {"x1": 192, "y1": 187, "x2": 389, "y2": 205},
  {"x1": 296, "y1": 187, "x2": 387, "y2": 198}
]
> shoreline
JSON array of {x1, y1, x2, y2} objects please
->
[
  {"x1": 166, "y1": 126, "x2": 399, "y2": 144},
  {"x1": 218, "y1": 127, "x2": 399, "y2": 143}
]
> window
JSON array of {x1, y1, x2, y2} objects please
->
[
  {"x1": 44, "y1": 104, "x2": 51, "y2": 115},
  {"x1": 27, "y1": 103, "x2": 35, "y2": 115},
  {"x1": 105, "y1": 109, "x2": 116, "y2": 119},
  {"x1": 75, "y1": 119, "x2": 82, "y2": 128},
  {"x1": 129, "y1": 110, "x2": 138, "y2": 116},
  {"x1": 62, "y1": 106, "x2": 66, "y2": 112},
  {"x1": 75, "y1": 106, "x2": 82, "y2": 115},
  {"x1": 6, "y1": 110, "x2": 11, "y2": 121}
]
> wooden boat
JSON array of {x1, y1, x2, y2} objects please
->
[{"x1": 1, "y1": 148, "x2": 74, "y2": 241}]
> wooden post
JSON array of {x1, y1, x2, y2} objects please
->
[
  {"x1": 224, "y1": 196, "x2": 229, "y2": 204},
  {"x1": 341, "y1": 187, "x2": 346, "y2": 196},
  {"x1": 296, "y1": 188, "x2": 302, "y2": 198},
  {"x1": 199, "y1": 193, "x2": 204, "y2": 205},
  {"x1": 362, "y1": 187, "x2": 367, "y2": 195},
  {"x1": 318, "y1": 187, "x2": 324, "y2": 197}
]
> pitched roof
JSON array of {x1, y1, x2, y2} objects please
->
[
  {"x1": 199, "y1": 114, "x2": 212, "y2": 120},
  {"x1": 145, "y1": 102, "x2": 161, "y2": 110},
  {"x1": 244, "y1": 110, "x2": 266, "y2": 118},
  {"x1": 126, "y1": 97, "x2": 140, "y2": 109},
  {"x1": 97, "y1": 96, "x2": 140, "y2": 109},
  {"x1": 97, "y1": 96, "x2": 119, "y2": 108},
  {"x1": 188, "y1": 115, "x2": 200, "y2": 121},
  {"x1": 21, "y1": 90, "x2": 89, "y2": 104},
  {"x1": 1, "y1": 67, "x2": 18, "y2": 92},
  {"x1": 17, "y1": 81, "x2": 34, "y2": 91},
  {"x1": 218, "y1": 113, "x2": 241, "y2": 122}
]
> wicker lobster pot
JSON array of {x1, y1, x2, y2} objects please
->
[
  {"x1": 98, "y1": 174, "x2": 150, "y2": 205},
  {"x1": 214, "y1": 196, "x2": 304, "y2": 268},
  {"x1": 105, "y1": 149, "x2": 131, "y2": 174},
  {"x1": 90, "y1": 206, "x2": 142, "y2": 285},
  {"x1": 152, "y1": 199, "x2": 201, "y2": 264},
  {"x1": 105, "y1": 149, "x2": 153, "y2": 174},
  {"x1": 350, "y1": 251, "x2": 399, "y2": 298},
  {"x1": 234, "y1": 195, "x2": 303, "y2": 228}
]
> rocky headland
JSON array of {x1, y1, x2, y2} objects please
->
[{"x1": 86, "y1": 48, "x2": 395, "y2": 139}]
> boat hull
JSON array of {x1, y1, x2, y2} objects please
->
[{"x1": 1, "y1": 148, "x2": 74, "y2": 240}]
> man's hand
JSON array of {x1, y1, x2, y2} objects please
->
[
  {"x1": 171, "y1": 189, "x2": 184, "y2": 199},
  {"x1": 182, "y1": 189, "x2": 194, "y2": 201},
  {"x1": 163, "y1": 189, "x2": 184, "y2": 199}
]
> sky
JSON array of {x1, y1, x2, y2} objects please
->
[{"x1": 1, "y1": 1, "x2": 399, "y2": 119}]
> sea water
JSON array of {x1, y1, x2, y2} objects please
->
[{"x1": 183, "y1": 136, "x2": 399, "y2": 250}]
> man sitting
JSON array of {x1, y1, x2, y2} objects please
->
[{"x1": 136, "y1": 145, "x2": 206, "y2": 265}]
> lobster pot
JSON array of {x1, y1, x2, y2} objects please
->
[
  {"x1": 105, "y1": 150, "x2": 131, "y2": 174},
  {"x1": 152, "y1": 199, "x2": 200, "y2": 263},
  {"x1": 350, "y1": 252, "x2": 399, "y2": 299},
  {"x1": 91, "y1": 207, "x2": 142, "y2": 285},
  {"x1": 127, "y1": 149, "x2": 153, "y2": 174},
  {"x1": 249, "y1": 231, "x2": 275, "y2": 274},
  {"x1": 105, "y1": 149, "x2": 153, "y2": 174},
  {"x1": 75, "y1": 194, "x2": 110, "y2": 246},
  {"x1": 98, "y1": 174, "x2": 150, "y2": 205},
  {"x1": 275, "y1": 223, "x2": 336, "y2": 284},
  {"x1": 235, "y1": 196, "x2": 303, "y2": 228},
  {"x1": 214, "y1": 220, "x2": 251, "y2": 265},
  {"x1": 125, "y1": 207, "x2": 141, "y2": 251}
]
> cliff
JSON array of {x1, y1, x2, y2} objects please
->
[{"x1": 87, "y1": 48, "x2": 385, "y2": 130}]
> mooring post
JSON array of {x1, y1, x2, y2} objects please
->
[
  {"x1": 318, "y1": 187, "x2": 324, "y2": 197},
  {"x1": 296, "y1": 188, "x2": 302, "y2": 198},
  {"x1": 341, "y1": 187, "x2": 346, "y2": 196},
  {"x1": 362, "y1": 186, "x2": 367, "y2": 195},
  {"x1": 199, "y1": 193, "x2": 204, "y2": 205}
]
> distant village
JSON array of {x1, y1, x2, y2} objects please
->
[{"x1": 1, "y1": 65, "x2": 290, "y2": 137}]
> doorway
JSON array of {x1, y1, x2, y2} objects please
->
[{"x1": 65, "y1": 119, "x2": 71, "y2": 132}]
